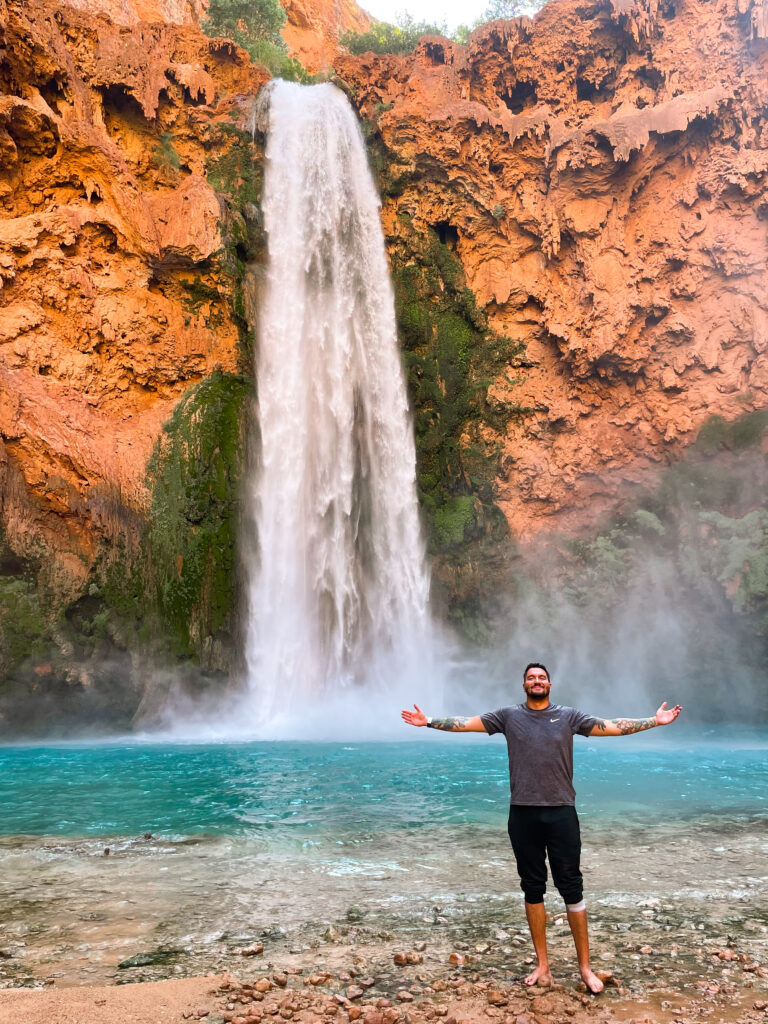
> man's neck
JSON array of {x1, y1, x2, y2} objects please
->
[{"x1": 525, "y1": 697, "x2": 551, "y2": 710}]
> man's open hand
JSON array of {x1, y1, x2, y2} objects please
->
[
  {"x1": 401, "y1": 704, "x2": 428, "y2": 727},
  {"x1": 654, "y1": 701, "x2": 683, "y2": 726}
]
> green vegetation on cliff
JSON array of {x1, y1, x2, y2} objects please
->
[
  {"x1": 340, "y1": 0, "x2": 543, "y2": 55},
  {"x1": 202, "y1": 119, "x2": 265, "y2": 367},
  {"x1": 202, "y1": 0, "x2": 308, "y2": 81},
  {"x1": 554, "y1": 412, "x2": 768, "y2": 625},
  {"x1": 341, "y1": 14, "x2": 450, "y2": 56},
  {"x1": 396, "y1": 246, "x2": 512, "y2": 525},
  {"x1": 207, "y1": 124, "x2": 261, "y2": 212},
  {"x1": 505, "y1": 409, "x2": 768, "y2": 718},
  {"x1": 146, "y1": 371, "x2": 251, "y2": 658},
  {"x1": 388, "y1": 228, "x2": 530, "y2": 636},
  {"x1": 0, "y1": 370, "x2": 252, "y2": 725},
  {"x1": 0, "y1": 541, "x2": 48, "y2": 684}
]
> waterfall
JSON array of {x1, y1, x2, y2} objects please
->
[{"x1": 242, "y1": 80, "x2": 433, "y2": 731}]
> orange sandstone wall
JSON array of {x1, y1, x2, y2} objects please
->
[
  {"x1": 334, "y1": 0, "x2": 768, "y2": 540},
  {"x1": 60, "y1": 0, "x2": 207, "y2": 25},
  {"x1": 59, "y1": 0, "x2": 372, "y2": 72},
  {"x1": 0, "y1": 0, "x2": 266, "y2": 601}
]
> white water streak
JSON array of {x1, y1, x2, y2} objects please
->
[{"x1": 241, "y1": 81, "x2": 433, "y2": 730}]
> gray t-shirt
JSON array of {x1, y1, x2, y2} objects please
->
[{"x1": 480, "y1": 703, "x2": 600, "y2": 806}]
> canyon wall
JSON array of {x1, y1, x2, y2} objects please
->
[
  {"x1": 1, "y1": 0, "x2": 767, "y2": 730},
  {"x1": 0, "y1": 0, "x2": 268, "y2": 729},
  {"x1": 63, "y1": 0, "x2": 370, "y2": 72},
  {"x1": 282, "y1": 0, "x2": 369, "y2": 73},
  {"x1": 335, "y1": 0, "x2": 768, "y2": 541}
]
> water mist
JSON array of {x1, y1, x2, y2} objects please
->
[{"x1": 238, "y1": 81, "x2": 438, "y2": 737}]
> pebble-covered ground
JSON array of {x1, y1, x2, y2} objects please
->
[
  {"x1": 1, "y1": 913, "x2": 766, "y2": 1024},
  {"x1": 187, "y1": 939, "x2": 768, "y2": 1024}
]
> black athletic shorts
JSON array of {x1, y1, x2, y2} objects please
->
[{"x1": 507, "y1": 804, "x2": 583, "y2": 905}]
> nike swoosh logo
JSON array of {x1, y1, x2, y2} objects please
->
[{"x1": 550, "y1": 718, "x2": 560, "y2": 722}]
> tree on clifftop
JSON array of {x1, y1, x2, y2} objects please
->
[
  {"x1": 341, "y1": 13, "x2": 449, "y2": 56},
  {"x1": 204, "y1": 0, "x2": 286, "y2": 45},
  {"x1": 203, "y1": 0, "x2": 308, "y2": 79}
]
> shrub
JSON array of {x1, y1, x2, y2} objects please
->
[
  {"x1": 455, "y1": 0, "x2": 545, "y2": 43},
  {"x1": 341, "y1": 0, "x2": 545, "y2": 58},
  {"x1": 433, "y1": 496, "x2": 477, "y2": 549},
  {"x1": 203, "y1": 0, "x2": 285, "y2": 48},
  {"x1": 481, "y1": 0, "x2": 531, "y2": 18},
  {"x1": 341, "y1": 13, "x2": 449, "y2": 56}
]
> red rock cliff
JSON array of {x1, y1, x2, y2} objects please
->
[
  {"x1": 63, "y1": 0, "x2": 371, "y2": 72},
  {"x1": 334, "y1": 0, "x2": 768, "y2": 539},
  {"x1": 0, "y1": 0, "x2": 265, "y2": 604},
  {"x1": 1, "y1": 0, "x2": 768, "y2": 705},
  {"x1": 61, "y1": 0, "x2": 206, "y2": 24},
  {"x1": 283, "y1": 0, "x2": 370, "y2": 73}
]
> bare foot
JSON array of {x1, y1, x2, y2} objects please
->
[
  {"x1": 524, "y1": 965, "x2": 552, "y2": 987},
  {"x1": 580, "y1": 967, "x2": 604, "y2": 994}
]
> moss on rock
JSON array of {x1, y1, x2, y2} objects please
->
[
  {"x1": 0, "y1": 578, "x2": 48, "y2": 682},
  {"x1": 696, "y1": 410, "x2": 768, "y2": 455},
  {"x1": 146, "y1": 369, "x2": 252, "y2": 659},
  {"x1": 0, "y1": 368, "x2": 252, "y2": 736},
  {"x1": 84, "y1": 369, "x2": 252, "y2": 664},
  {"x1": 384, "y1": 223, "x2": 531, "y2": 634},
  {"x1": 205, "y1": 120, "x2": 265, "y2": 367}
]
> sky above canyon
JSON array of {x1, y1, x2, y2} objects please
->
[{"x1": 362, "y1": 0, "x2": 510, "y2": 32}]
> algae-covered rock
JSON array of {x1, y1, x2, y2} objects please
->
[
  {"x1": 146, "y1": 369, "x2": 252, "y2": 662},
  {"x1": 389, "y1": 227, "x2": 528, "y2": 637}
]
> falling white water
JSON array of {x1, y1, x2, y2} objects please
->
[{"x1": 240, "y1": 80, "x2": 435, "y2": 734}]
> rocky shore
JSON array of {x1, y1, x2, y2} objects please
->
[
  {"x1": 1, "y1": 938, "x2": 766, "y2": 1024},
  {"x1": 3, "y1": 888, "x2": 768, "y2": 1024}
]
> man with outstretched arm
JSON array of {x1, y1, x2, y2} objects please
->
[{"x1": 401, "y1": 662, "x2": 682, "y2": 994}]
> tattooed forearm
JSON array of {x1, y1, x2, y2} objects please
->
[
  {"x1": 595, "y1": 716, "x2": 657, "y2": 735},
  {"x1": 428, "y1": 717, "x2": 469, "y2": 731}
]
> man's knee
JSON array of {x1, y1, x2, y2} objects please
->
[
  {"x1": 552, "y1": 870, "x2": 583, "y2": 906},
  {"x1": 520, "y1": 879, "x2": 546, "y2": 904}
]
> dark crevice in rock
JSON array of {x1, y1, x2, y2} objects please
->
[
  {"x1": 501, "y1": 78, "x2": 538, "y2": 114},
  {"x1": 432, "y1": 220, "x2": 459, "y2": 249}
]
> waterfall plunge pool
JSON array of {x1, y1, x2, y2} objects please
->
[{"x1": 0, "y1": 733, "x2": 766, "y2": 991}]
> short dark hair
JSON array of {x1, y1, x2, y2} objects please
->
[{"x1": 523, "y1": 662, "x2": 550, "y2": 682}]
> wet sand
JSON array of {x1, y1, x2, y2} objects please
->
[
  {"x1": 3, "y1": 818, "x2": 766, "y2": 992},
  {"x1": 0, "y1": 974, "x2": 227, "y2": 1024}
]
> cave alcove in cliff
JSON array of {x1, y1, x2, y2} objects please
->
[
  {"x1": 432, "y1": 220, "x2": 459, "y2": 249},
  {"x1": 423, "y1": 42, "x2": 447, "y2": 65},
  {"x1": 99, "y1": 83, "x2": 148, "y2": 123}
]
